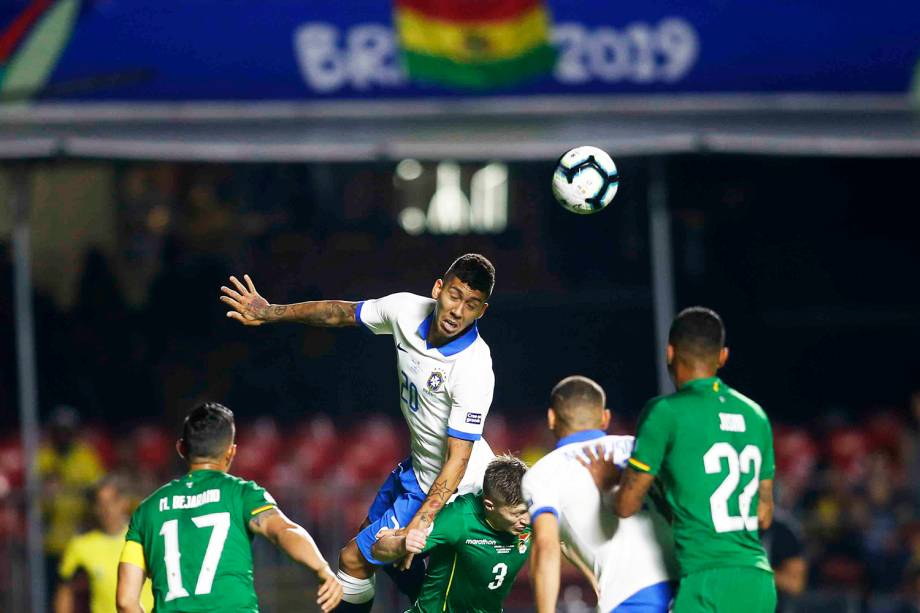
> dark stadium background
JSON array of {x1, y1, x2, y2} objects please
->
[
  {"x1": 3, "y1": 157, "x2": 917, "y2": 425},
  {"x1": 2, "y1": 155, "x2": 919, "y2": 612}
]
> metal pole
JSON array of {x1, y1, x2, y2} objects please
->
[
  {"x1": 648, "y1": 157, "x2": 676, "y2": 395},
  {"x1": 11, "y1": 167, "x2": 46, "y2": 612}
]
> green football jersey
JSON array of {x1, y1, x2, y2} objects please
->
[
  {"x1": 629, "y1": 377, "x2": 775, "y2": 577},
  {"x1": 125, "y1": 469, "x2": 277, "y2": 612},
  {"x1": 410, "y1": 493, "x2": 531, "y2": 613}
]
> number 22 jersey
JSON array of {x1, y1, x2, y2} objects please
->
[
  {"x1": 124, "y1": 469, "x2": 277, "y2": 612},
  {"x1": 628, "y1": 376, "x2": 775, "y2": 576}
]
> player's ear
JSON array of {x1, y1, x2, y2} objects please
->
[
  {"x1": 600, "y1": 409, "x2": 611, "y2": 430},
  {"x1": 431, "y1": 278, "x2": 444, "y2": 300},
  {"x1": 175, "y1": 439, "x2": 186, "y2": 460},
  {"x1": 718, "y1": 347, "x2": 729, "y2": 369},
  {"x1": 547, "y1": 407, "x2": 555, "y2": 431},
  {"x1": 666, "y1": 344, "x2": 675, "y2": 365},
  {"x1": 225, "y1": 443, "x2": 237, "y2": 468},
  {"x1": 477, "y1": 302, "x2": 489, "y2": 319},
  {"x1": 483, "y1": 498, "x2": 495, "y2": 512}
]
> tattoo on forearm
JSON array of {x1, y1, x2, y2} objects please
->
[
  {"x1": 623, "y1": 469, "x2": 640, "y2": 489},
  {"x1": 287, "y1": 301, "x2": 356, "y2": 326}
]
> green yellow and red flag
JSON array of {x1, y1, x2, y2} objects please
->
[{"x1": 394, "y1": 0, "x2": 557, "y2": 89}]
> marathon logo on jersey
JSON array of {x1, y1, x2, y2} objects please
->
[
  {"x1": 466, "y1": 538, "x2": 497, "y2": 545},
  {"x1": 465, "y1": 412, "x2": 482, "y2": 425},
  {"x1": 426, "y1": 369, "x2": 446, "y2": 393},
  {"x1": 719, "y1": 413, "x2": 746, "y2": 432}
]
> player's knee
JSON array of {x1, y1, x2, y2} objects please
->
[
  {"x1": 338, "y1": 540, "x2": 371, "y2": 577},
  {"x1": 336, "y1": 569, "x2": 376, "y2": 604}
]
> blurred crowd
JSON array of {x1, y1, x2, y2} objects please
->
[{"x1": 1, "y1": 395, "x2": 919, "y2": 612}]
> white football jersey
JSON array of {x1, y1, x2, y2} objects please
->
[
  {"x1": 357, "y1": 292, "x2": 495, "y2": 494},
  {"x1": 522, "y1": 431, "x2": 678, "y2": 612}
]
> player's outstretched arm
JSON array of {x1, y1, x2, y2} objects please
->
[
  {"x1": 399, "y1": 436, "x2": 473, "y2": 569},
  {"x1": 115, "y1": 562, "x2": 146, "y2": 613},
  {"x1": 249, "y1": 508, "x2": 343, "y2": 612},
  {"x1": 371, "y1": 527, "x2": 427, "y2": 563},
  {"x1": 531, "y1": 513, "x2": 562, "y2": 613},
  {"x1": 757, "y1": 479, "x2": 774, "y2": 530},
  {"x1": 614, "y1": 467, "x2": 656, "y2": 518},
  {"x1": 220, "y1": 274, "x2": 357, "y2": 328}
]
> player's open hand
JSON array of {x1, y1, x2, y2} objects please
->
[
  {"x1": 315, "y1": 565, "x2": 343, "y2": 612},
  {"x1": 578, "y1": 444, "x2": 621, "y2": 492},
  {"x1": 405, "y1": 528, "x2": 427, "y2": 554},
  {"x1": 220, "y1": 274, "x2": 271, "y2": 326}
]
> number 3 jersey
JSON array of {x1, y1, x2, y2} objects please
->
[
  {"x1": 124, "y1": 469, "x2": 277, "y2": 612},
  {"x1": 356, "y1": 293, "x2": 495, "y2": 495},
  {"x1": 410, "y1": 493, "x2": 531, "y2": 613},
  {"x1": 628, "y1": 376, "x2": 775, "y2": 576}
]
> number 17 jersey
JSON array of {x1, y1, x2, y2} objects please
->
[
  {"x1": 628, "y1": 377, "x2": 774, "y2": 576},
  {"x1": 125, "y1": 469, "x2": 277, "y2": 612}
]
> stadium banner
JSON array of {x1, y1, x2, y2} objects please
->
[{"x1": 1, "y1": 0, "x2": 918, "y2": 103}]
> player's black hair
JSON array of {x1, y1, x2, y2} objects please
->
[
  {"x1": 550, "y1": 375, "x2": 606, "y2": 430},
  {"x1": 444, "y1": 253, "x2": 495, "y2": 298},
  {"x1": 669, "y1": 307, "x2": 726, "y2": 358},
  {"x1": 482, "y1": 454, "x2": 528, "y2": 507},
  {"x1": 181, "y1": 402, "x2": 235, "y2": 461}
]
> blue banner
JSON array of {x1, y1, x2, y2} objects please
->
[{"x1": 2, "y1": 0, "x2": 918, "y2": 102}]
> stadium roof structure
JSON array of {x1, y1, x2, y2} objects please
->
[{"x1": 0, "y1": 95, "x2": 919, "y2": 161}]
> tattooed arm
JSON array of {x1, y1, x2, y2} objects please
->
[
  {"x1": 613, "y1": 467, "x2": 656, "y2": 518},
  {"x1": 248, "y1": 508, "x2": 343, "y2": 612},
  {"x1": 399, "y1": 436, "x2": 473, "y2": 569},
  {"x1": 220, "y1": 274, "x2": 358, "y2": 328}
]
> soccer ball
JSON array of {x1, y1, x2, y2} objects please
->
[{"x1": 552, "y1": 146, "x2": 619, "y2": 214}]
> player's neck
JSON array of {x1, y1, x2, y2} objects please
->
[
  {"x1": 673, "y1": 363, "x2": 719, "y2": 389},
  {"x1": 187, "y1": 460, "x2": 227, "y2": 473}
]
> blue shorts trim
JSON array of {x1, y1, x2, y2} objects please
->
[
  {"x1": 355, "y1": 457, "x2": 426, "y2": 566},
  {"x1": 611, "y1": 581, "x2": 675, "y2": 613}
]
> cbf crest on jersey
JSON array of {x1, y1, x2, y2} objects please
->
[{"x1": 426, "y1": 369, "x2": 446, "y2": 394}]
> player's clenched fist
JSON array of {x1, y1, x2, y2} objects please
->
[{"x1": 405, "y1": 528, "x2": 427, "y2": 554}]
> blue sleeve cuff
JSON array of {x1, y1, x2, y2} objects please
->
[
  {"x1": 530, "y1": 506, "x2": 559, "y2": 520},
  {"x1": 355, "y1": 301, "x2": 373, "y2": 333},
  {"x1": 447, "y1": 428, "x2": 481, "y2": 442}
]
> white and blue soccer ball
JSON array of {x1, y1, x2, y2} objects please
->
[{"x1": 552, "y1": 146, "x2": 619, "y2": 215}]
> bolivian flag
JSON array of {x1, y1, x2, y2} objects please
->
[{"x1": 395, "y1": 0, "x2": 557, "y2": 89}]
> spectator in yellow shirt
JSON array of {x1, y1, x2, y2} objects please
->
[
  {"x1": 39, "y1": 406, "x2": 105, "y2": 571},
  {"x1": 55, "y1": 474, "x2": 154, "y2": 613}
]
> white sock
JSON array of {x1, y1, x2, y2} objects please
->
[{"x1": 337, "y1": 570, "x2": 376, "y2": 604}]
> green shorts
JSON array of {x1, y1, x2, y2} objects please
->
[{"x1": 674, "y1": 567, "x2": 776, "y2": 613}]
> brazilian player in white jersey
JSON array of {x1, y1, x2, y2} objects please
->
[
  {"x1": 220, "y1": 254, "x2": 497, "y2": 612},
  {"x1": 524, "y1": 376, "x2": 678, "y2": 613}
]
